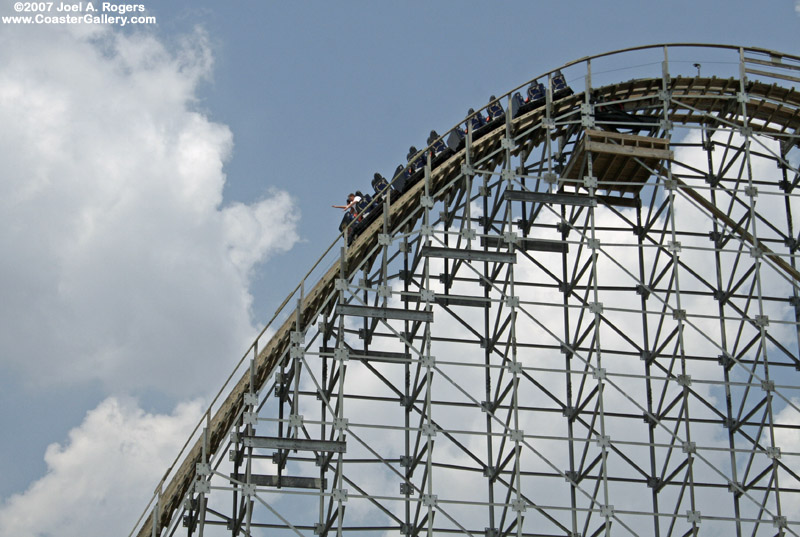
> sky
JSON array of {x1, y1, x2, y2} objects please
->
[{"x1": 0, "y1": 1, "x2": 798, "y2": 536}]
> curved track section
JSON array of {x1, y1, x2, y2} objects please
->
[{"x1": 134, "y1": 44, "x2": 800, "y2": 537}]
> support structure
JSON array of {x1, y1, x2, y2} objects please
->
[{"x1": 133, "y1": 44, "x2": 800, "y2": 537}]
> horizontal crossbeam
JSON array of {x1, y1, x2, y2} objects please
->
[
  {"x1": 403, "y1": 294, "x2": 492, "y2": 308},
  {"x1": 420, "y1": 246, "x2": 516, "y2": 263},
  {"x1": 237, "y1": 436, "x2": 347, "y2": 453},
  {"x1": 336, "y1": 304, "x2": 433, "y2": 322},
  {"x1": 503, "y1": 189, "x2": 597, "y2": 207},
  {"x1": 482, "y1": 236, "x2": 568, "y2": 253},
  {"x1": 231, "y1": 474, "x2": 327, "y2": 489}
]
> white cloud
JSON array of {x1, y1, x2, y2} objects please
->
[
  {"x1": 222, "y1": 191, "x2": 299, "y2": 278},
  {"x1": 0, "y1": 397, "x2": 203, "y2": 537},
  {"x1": 0, "y1": 16, "x2": 299, "y2": 395},
  {"x1": 0, "y1": 13, "x2": 301, "y2": 534}
]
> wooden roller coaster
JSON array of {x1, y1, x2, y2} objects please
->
[{"x1": 134, "y1": 44, "x2": 800, "y2": 537}]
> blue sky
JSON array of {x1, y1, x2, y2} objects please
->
[
  {"x1": 179, "y1": 0, "x2": 800, "y2": 320},
  {"x1": 0, "y1": 1, "x2": 798, "y2": 535}
]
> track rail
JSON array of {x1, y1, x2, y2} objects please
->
[{"x1": 133, "y1": 44, "x2": 800, "y2": 537}]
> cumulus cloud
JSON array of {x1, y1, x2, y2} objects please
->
[
  {"x1": 0, "y1": 14, "x2": 299, "y2": 396},
  {"x1": 0, "y1": 397, "x2": 203, "y2": 537},
  {"x1": 0, "y1": 11, "x2": 304, "y2": 536}
]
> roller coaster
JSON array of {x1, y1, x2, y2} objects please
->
[{"x1": 132, "y1": 44, "x2": 800, "y2": 537}]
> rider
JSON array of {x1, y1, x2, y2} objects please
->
[{"x1": 332, "y1": 193, "x2": 362, "y2": 219}]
